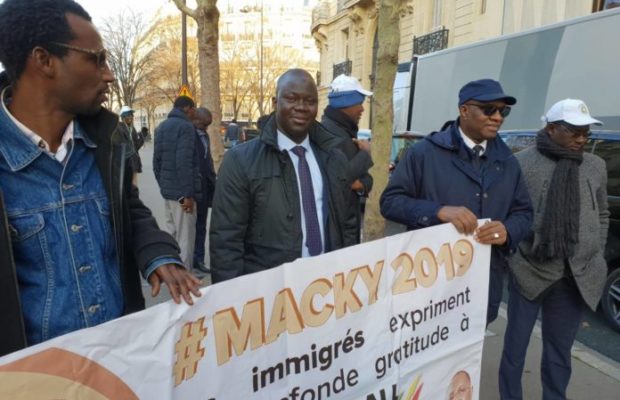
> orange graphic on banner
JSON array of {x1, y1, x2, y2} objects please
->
[
  {"x1": 174, "y1": 317, "x2": 208, "y2": 386},
  {"x1": 0, "y1": 347, "x2": 139, "y2": 399},
  {"x1": 177, "y1": 84, "x2": 194, "y2": 99}
]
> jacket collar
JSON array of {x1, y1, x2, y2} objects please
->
[
  {"x1": 260, "y1": 112, "x2": 342, "y2": 152},
  {"x1": 167, "y1": 107, "x2": 191, "y2": 121},
  {"x1": 426, "y1": 118, "x2": 513, "y2": 161},
  {"x1": 322, "y1": 105, "x2": 359, "y2": 137},
  {"x1": 0, "y1": 87, "x2": 117, "y2": 171}
]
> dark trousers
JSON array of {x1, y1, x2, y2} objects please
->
[
  {"x1": 499, "y1": 276, "x2": 583, "y2": 400},
  {"x1": 487, "y1": 263, "x2": 504, "y2": 325},
  {"x1": 193, "y1": 198, "x2": 209, "y2": 264}
]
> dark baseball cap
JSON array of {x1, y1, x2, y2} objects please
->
[{"x1": 458, "y1": 79, "x2": 517, "y2": 106}]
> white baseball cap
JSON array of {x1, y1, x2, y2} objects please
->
[
  {"x1": 120, "y1": 105, "x2": 134, "y2": 116},
  {"x1": 329, "y1": 74, "x2": 373, "y2": 96},
  {"x1": 543, "y1": 98, "x2": 602, "y2": 126}
]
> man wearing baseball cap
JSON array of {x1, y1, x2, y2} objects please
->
[
  {"x1": 118, "y1": 105, "x2": 143, "y2": 184},
  {"x1": 381, "y1": 78, "x2": 533, "y2": 325},
  {"x1": 500, "y1": 99, "x2": 609, "y2": 400},
  {"x1": 321, "y1": 74, "x2": 374, "y2": 243}
]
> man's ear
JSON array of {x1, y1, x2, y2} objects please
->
[
  {"x1": 272, "y1": 95, "x2": 277, "y2": 110},
  {"x1": 459, "y1": 104, "x2": 470, "y2": 121},
  {"x1": 30, "y1": 46, "x2": 56, "y2": 78}
]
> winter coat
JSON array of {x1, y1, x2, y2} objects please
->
[
  {"x1": 153, "y1": 108, "x2": 201, "y2": 201},
  {"x1": 511, "y1": 146, "x2": 609, "y2": 310},
  {"x1": 380, "y1": 120, "x2": 533, "y2": 270},
  {"x1": 209, "y1": 115, "x2": 357, "y2": 283}
]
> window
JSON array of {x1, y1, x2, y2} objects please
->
[
  {"x1": 591, "y1": 139, "x2": 620, "y2": 196},
  {"x1": 481, "y1": 0, "x2": 487, "y2": 14},
  {"x1": 433, "y1": 0, "x2": 443, "y2": 28},
  {"x1": 342, "y1": 28, "x2": 349, "y2": 60}
]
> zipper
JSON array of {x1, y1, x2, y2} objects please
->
[{"x1": 586, "y1": 179, "x2": 596, "y2": 210}]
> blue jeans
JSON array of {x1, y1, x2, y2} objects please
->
[{"x1": 499, "y1": 276, "x2": 583, "y2": 400}]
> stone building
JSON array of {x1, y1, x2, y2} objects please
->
[{"x1": 311, "y1": 0, "x2": 609, "y2": 129}]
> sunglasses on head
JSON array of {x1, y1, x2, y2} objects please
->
[{"x1": 467, "y1": 103, "x2": 512, "y2": 118}]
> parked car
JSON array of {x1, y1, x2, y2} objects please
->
[
  {"x1": 500, "y1": 130, "x2": 620, "y2": 332},
  {"x1": 389, "y1": 131, "x2": 426, "y2": 172}
]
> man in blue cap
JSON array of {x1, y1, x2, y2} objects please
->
[
  {"x1": 380, "y1": 78, "x2": 533, "y2": 325},
  {"x1": 321, "y1": 74, "x2": 373, "y2": 243}
]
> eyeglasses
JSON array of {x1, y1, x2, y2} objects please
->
[
  {"x1": 50, "y1": 42, "x2": 109, "y2": 70},
  {"x1": 553, "y1": 122, "x2": 592, "y2": 139},
  {"x1": 467, "y1": 103, "x2": 512, "y2": 118}
]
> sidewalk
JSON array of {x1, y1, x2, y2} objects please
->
[{"x1": 480, "y1": 307, "x2": 620, "y2": 399}]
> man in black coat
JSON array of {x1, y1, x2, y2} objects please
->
[
  {"x1": 153, "y1": 96, "x2": 202, "y2": 272},
  {"x1": 192, "y1": 107, "x2": 216, "y2": 274},
  {"x1": 321, "y1": 74, "x2": 374, "y2": 242},
  {"x1": 0, "y1": 0, "x2": 200, "y2": 356},
  {"x1": 209, "y1": 69, "x2": 357, "y2": 283}
]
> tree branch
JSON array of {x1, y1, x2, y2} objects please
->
[{"x1": 171, "y1": 0, "x2": 197, "y2": 19}]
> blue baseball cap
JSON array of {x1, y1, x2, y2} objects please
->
[{"x1": 458, "y1": 79, "x2": 516, "y2": 106}]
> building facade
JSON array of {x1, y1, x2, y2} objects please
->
[
  {"x1": 218, "y1": 0, "x2": 320, "y2": 124},
  {"x1": 311, "y1": 0, "x2": 605, "y2": 129}
]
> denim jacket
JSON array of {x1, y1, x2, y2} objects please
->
[
  {"x1": 0, "y1": 113, "x2": 123, "y2": 344},
  {"x1": 0, "y1": 98, "x2": 183, "y2": 354}
]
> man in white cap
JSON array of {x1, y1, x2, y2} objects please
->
[
  {"x1": 118, "y1": 105, "x2": 143, "y2": 184},
  {"x1": 499, "y1": 99, "x2": 609, "y2": 400},
  {"x1": 321, "y1": 74, "x2": 373, "y2": 243}
]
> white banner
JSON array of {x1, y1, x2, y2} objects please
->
[{"x1": 0, "y1": 223, "x2": 490, "y2": 400}]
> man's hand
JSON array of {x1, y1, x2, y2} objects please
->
[
  {"x1": 474, "y1": 220, "x2": 508, "y2": 245},
  {"x1": 353, "y1": 139, "x2": 371, "y2": 153},
  {"x1": 437, "y1": 206, "x2": 478, "y2": 235},
  {"x1": 351, "y1": 179, "x2": 364, "y2": 192},
  {"x1": 148, "y1": 264, "x2": 202, "y2": 305},
  {"x1": 181, "y1": 197, "x2": 194, "y2": 213}
]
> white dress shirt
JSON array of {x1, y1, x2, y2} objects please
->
[{"x1": 277, "y1": 130, "x2": 325, "y2": 257}]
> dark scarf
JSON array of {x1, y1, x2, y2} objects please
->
[
  {"x1": 323, "y1": 106, "x2": 358, "y2": 139},
  {"x1": 534, "y1": 130, "x2": 583, "y2": 260}
]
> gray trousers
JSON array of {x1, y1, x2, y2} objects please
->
[{"x1": 164, "y1": 199, "x2": 197, "y2": 270}]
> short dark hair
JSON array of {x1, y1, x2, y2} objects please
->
[
  {"x1": 173, "y1": 96, "x2": 195, "y2": 109},
  {"x1": 195, "y1": 107, "x2": 212, "y2": 119},
  {"x1": 0, "y1": 0, "x2": 91, "y2": 83}
]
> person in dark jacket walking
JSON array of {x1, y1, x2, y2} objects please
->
[
  {"x1": 192, "y1": 107, "x2": 216, "y2": 274},
  {"x1": 0, "y1": 0, "x2": 200, "y2": 356},
  {"x1": 499, "y1": 99, "x2": 609, "y2": 400},
  {"x1": 321, "y1": 74, "x2": 374, "y2": 243},
  {"x1": 209, "y1": 68, "x2": 357, "y2": 283},
  {"x1": 380, "y1": 79, "x2": 533, "y2": 325},
  {"x1": 118, "y1": 105, "x2": 143, "y2": 184},
  {"x1": 153, "y1": 96, "x2": 202, "y2": 271},
  {"x1": 225, "y1": 118, "x2": 240, "y2": 147}
]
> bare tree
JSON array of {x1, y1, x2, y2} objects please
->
[
  {"x1": 220, "y1": 39, "x2": 254, "y2": 121},
  {"x1": 141, "y1": 16, "x2": 201, "y2": 104},
  {"x1": 101, "y1": 10, "x2": 153, "y2": 108},
  {"x1": 364, "y1": 0, "x2": 406, "y2": 241},
  {"x1": 172, "y1": 0, "x2": 225, "y2": 168}
]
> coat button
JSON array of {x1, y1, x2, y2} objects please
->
[
  {"x1": 71, "y1": 224, "x2": 83, "y2": 232},
  {"x1": 476, "y1": 193, "x2": 480, "y2": 197},
  {"x1": 483, "y1": 193, "x2": 488, "y2": 199},
  {"x1": 62, "y1": 184, "x2": 74, "y2": 190},
  {"x1": 88, "y1": 304, "x2": 100, "y2": 314},
  {"x1": 79, "y1": 265, "x2": 92, "y2": 273}
]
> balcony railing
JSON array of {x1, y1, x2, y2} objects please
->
[
  {"x1": 332, "y1": 60, "x2": 352, "y2": 78},
  {"x1": 412, "y1": 28, "x2": 449, "y2": 56}
]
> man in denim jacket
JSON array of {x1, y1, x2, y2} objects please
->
[{"x1": 0, "y1": 0, "x2": 201, "y2": 356}]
